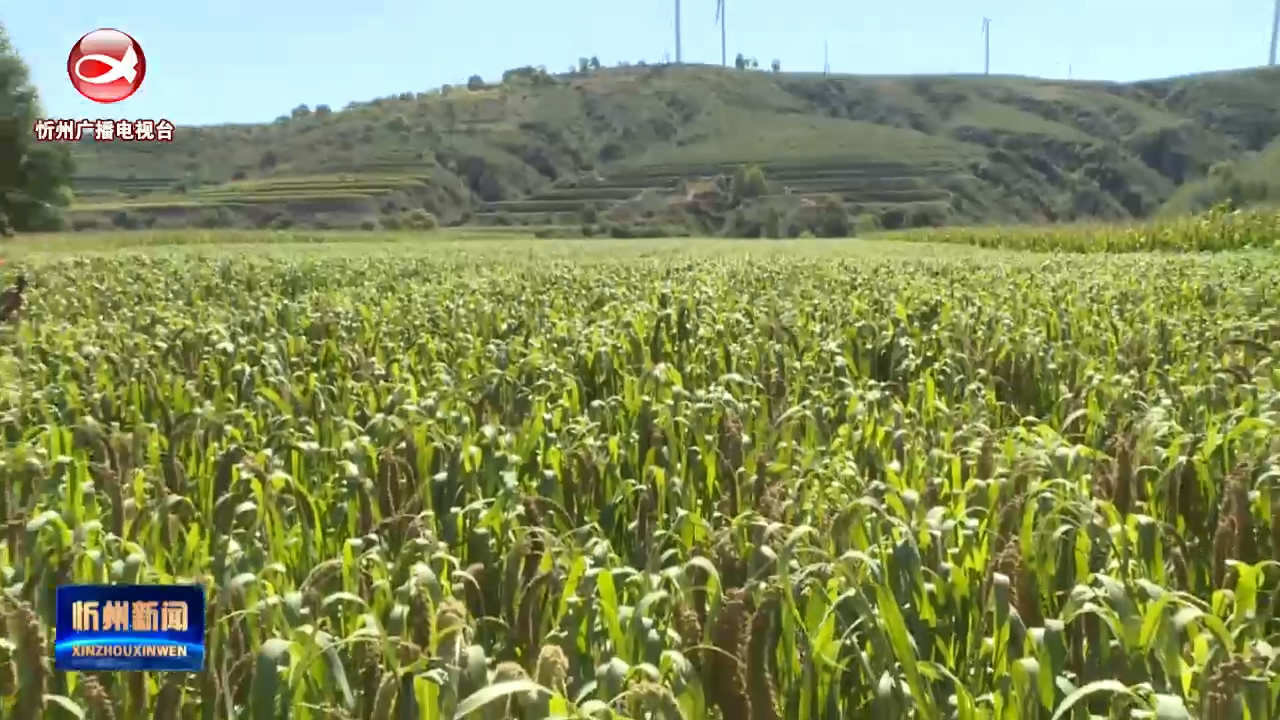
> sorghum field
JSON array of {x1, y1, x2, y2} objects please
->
[{"x1": 1, "y1": 227, "x2": 1279, "y2": 720}]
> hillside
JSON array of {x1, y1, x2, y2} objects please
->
[{"x1": 65, "y1": 63, "x2": 1280, "y2": 234}]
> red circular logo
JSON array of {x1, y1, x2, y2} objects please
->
[{"x1": 67, "y1": 29, "x2": 146, "y2": 104}]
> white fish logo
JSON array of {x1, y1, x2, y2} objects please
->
[{"x1": 74, "y1": 41, "x2": 139, "y2": 85}]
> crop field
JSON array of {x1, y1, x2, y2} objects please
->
[
  {"x1": 1, "y1": 227, "x2": 1279, "y2": 720},
  {"x1": 882, "y1": 206, "x2": 1280, "y2": 253}
]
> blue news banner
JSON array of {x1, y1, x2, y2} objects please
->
[{"x1": 54, "y1": 584, "x2": 206, "y2": 672}]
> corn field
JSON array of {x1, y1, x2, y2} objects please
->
[
  {"x1": 1, "y1": 238, "x2": 1279, "y2": 720},
  {"x1": 887, "y1": 205, "x2": 1280, "y2": 253}
]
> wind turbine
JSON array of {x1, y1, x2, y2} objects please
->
[
  {"x1": 675, "y1": 0, "x2": 682, "y2": 63},
  {"x1": 715, "y1": 0, "x2": 727, "y2": 66},
  {"x1": 982, "y1": 17, "x2": 991, "y2": 75},
  {"x1": 1270, "y1": 0, "x2": 1279, "y2": 65}
]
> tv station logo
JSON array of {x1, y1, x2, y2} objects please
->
[
  {"x1": 33, "y1": 29, "x2": 174, "y2": 144},
  {"x1": 33, "y1": 118, "x2": 175, "y2": 144},
  {"x1": 55, "y1": 584, "x2": 206, "y2": 672},
  {"x1": 68, "y1": 28, "x2": 147, "y2": 103}
]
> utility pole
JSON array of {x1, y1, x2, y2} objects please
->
[
  {"x1": 824, "y1": 40, "x2": 830, "y2": 75},
  {"x1": 675, "y1": 0, "x2": 682, "y2": 63},
  {"x1": 1271, "y1": 0, "x2": 1279, "y2": 65},
  {"x1": 982, "y1": 18, "x2": 991, "y2": 75}
]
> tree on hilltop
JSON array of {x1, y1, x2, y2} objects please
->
[{"x1": 0, "y1": 22, "x2": 73, "y2": 234}]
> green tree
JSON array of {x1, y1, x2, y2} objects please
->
[
  {"x1": 731, "y1": 164, "x2": 768, "y2": 203},
  {"x1": 385, "y1": 114, "x2": 409, "y2": 132},
  {"x1": 764, "y1": 206, "x2": 782, "y2": 238},
  {"x1": 404, "y1": 208, "x2": 437, "y2": 230},
  {"x1": 0, "y1": 23, "x2": 73, "y2": 234},
  {"x1": 816, "y1": 196, "x2": 851, "y2": 237}
]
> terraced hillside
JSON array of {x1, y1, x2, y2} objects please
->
[
  {"x1": 66, "y1": 64, "x2": 1280, "y2": 231},
  {"x1": 70, "y1": 173, "x2": 462, "y2": 230}
]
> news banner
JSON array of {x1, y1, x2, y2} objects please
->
[{"x1": 54, "y1": 584, "x2": 205, "y2": 672}]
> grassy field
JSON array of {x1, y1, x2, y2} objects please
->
[
  {"x1": 1, "y1": 223, "x2": 1279, "y2": 719},
  {"x1": 63, "y1": 65, "x2": 1280, "y2": 231}
]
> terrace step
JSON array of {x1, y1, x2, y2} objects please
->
[
  {"x1": 529, "y1": 187, "x2": 648, "y2": 201},
  {"x1": 478, "y1": 199, "x2": 595, "y2": 213}
]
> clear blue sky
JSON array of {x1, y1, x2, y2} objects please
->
[{"x1": 6, "y1": 1, "x2": 1277, "y2": 126}]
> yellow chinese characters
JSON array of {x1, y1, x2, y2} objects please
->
[
  {"x1": 70, "y1": 600, "x2": 189, "y2": 633},
  {"x1": 161, "y1": 600, "x2": 189, "y2": 631}
]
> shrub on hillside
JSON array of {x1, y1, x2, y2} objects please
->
[
  {"x1": 725, "y1": 208, "x2": 763, "y2": 238},
  {"x1": 112, "y1": 211, "x2": 137, "y2": 230},
  {"x1": 606, "y1": 223, "x2": 668, "y2": 238},
  {"x1": 907, "y1": 204, "x2": 949, "y2": 228},
  {"x1": 731, "y1": 165, "x2": 768, "y2": 203},
  {"x1": 405, "y1": 209, "x2": 437, "y2": 230},
  {"x1": 197, "y1": 207, "x2": 235, "y2": 229},
  {"x1": 1201, "y1": 161, "x2": 1276, "y2": 211},
  {"x1": 764, "y1": 207, "x2": 782, "y2": 238},
  {"x1": 386, "y1": 115, "x2": 410, "y2": 132},
  {"x1": 879, "y1": 207, "x2": 907, "y2": 230},
  {"x1": 815, "y1": 197, "x2": 851, "y2": 237},
  {"x1": 854, "y1": 213, "x2": 881, "y2": 234},
  {"x1": 502, "y1": 66, "x2": 555, "y2": 85}
]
